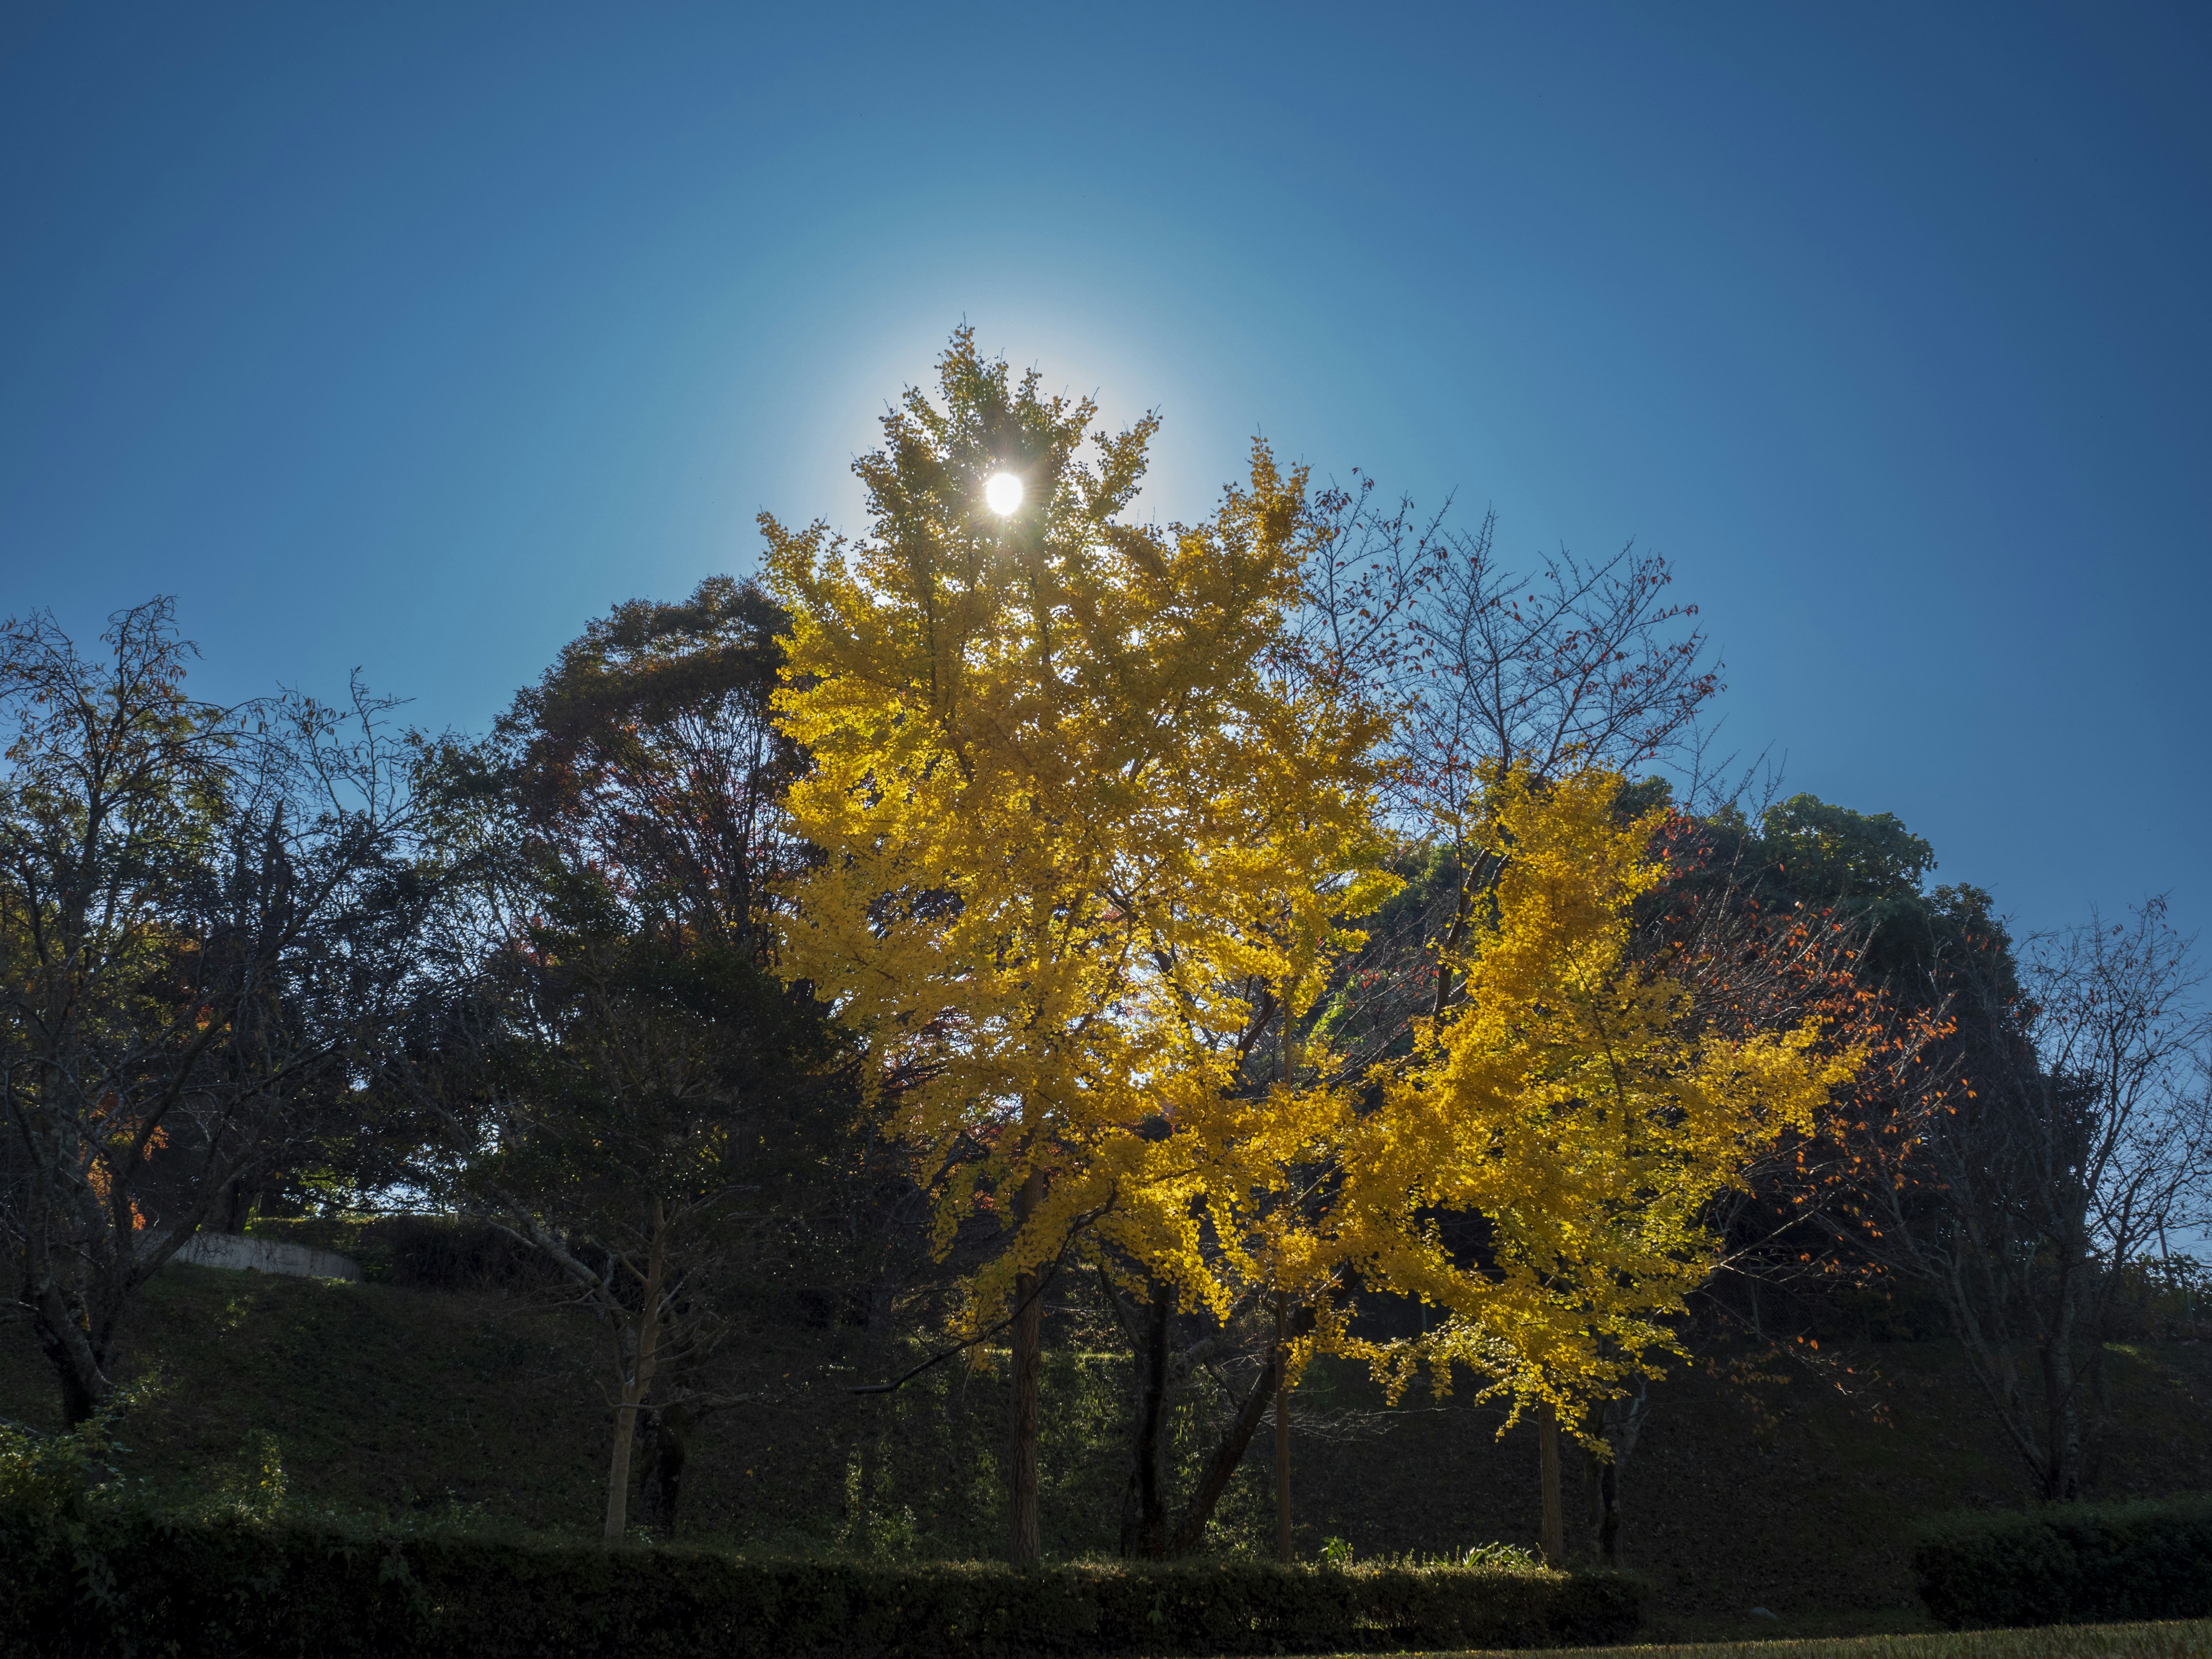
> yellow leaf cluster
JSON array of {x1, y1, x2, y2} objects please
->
[
  {"x1": 764, "y1": 333, "x2": 1395, "y2": 1335},
  {"x1": 1332, "y1": 766, "x2": 1858, "y2": 1433}
]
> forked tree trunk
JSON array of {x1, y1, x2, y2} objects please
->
[
  {"x1": 1111, "y1": 1283, "x2": 1310, "y2": 1560},
  {"x1": 602, "y1": 1207, "x2": 667, "y2": 1543},
  {"x1": 1537, "y1": 1403, "x2": 1565, "y2": 1567},
  {"x1": 31, "y1": 1282, "x2": 115, "y2": 1430},
  {"x1": 1009, "y1": 1166, "x2": 1046, "y2": 1567},
  {"x1": 1581, "y1": 1385, "x2": 1647, "y2": 1567},
  {"x1": 1165, "y1": 1315, "x2": 1306, "y2": 1556}
]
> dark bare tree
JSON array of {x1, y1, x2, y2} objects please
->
[
  {"x1": 1297, "y1": 482, "x2": 1722, "y2": 1044},
  {"x1": 1827, "y1": 897, "x2": 2211, "y2": 1499},
  {"x1": 0, "y1": 599, "x2": 425, "y2": 1425}
]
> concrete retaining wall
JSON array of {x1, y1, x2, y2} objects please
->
[{"x1": 174, "y1": 1232, "x2": 361, "y2": 1281}]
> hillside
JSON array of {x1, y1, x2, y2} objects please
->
[{"x1": 6, "y1": 1254, "x2": 2212, "y2": 1642}]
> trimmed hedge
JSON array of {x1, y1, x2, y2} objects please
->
[
  {"x1": 1911, "y1": 1494, "x2": 2212, "y2": 1628},
  {"x1": 0, "y1": 1502, "x2": 1644, "y2": 1658}
]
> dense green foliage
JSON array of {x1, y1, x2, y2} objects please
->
[
  {"x1": 1911, "y1": 1496, "x2": 2212, "y2": 1628},
  {"x1": 0, "y1": 1494, "x2": 1642, "y2": 1658}
]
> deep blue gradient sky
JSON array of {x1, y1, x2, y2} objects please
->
[{"x1": 3, "y1": 4, "x2": 2207, "y2": 944}]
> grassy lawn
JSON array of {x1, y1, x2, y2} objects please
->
[{"x1": 1381, "y1": 1622, "x2": 2212, "y2": 1658}]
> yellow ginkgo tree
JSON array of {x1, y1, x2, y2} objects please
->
[
  {"x1": 763, "y1": 330, "x2": 1394, "y2": 1565},
  {"x1": 1331, "y1": 765, "x2": 1858, "y2": 1562}
]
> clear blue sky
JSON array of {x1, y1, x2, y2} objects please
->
[{"x1": 3, "y1": 3, "x2": 2206, "y2": 944}]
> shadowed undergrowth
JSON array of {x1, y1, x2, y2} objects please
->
[{"x1": 3, "y1": 1260, "x2": 2211, "y2": 1635}]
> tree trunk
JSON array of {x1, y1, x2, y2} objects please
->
[
  {"x1": 1120, "y1": 1286, "x2": 1171, "y2": 1558},
  {"x1": 29, "y1": 1281, "x2": 114, "y2": 1429},
  {"x1": 635, "y1": 1401, "x2": 691, "y2": 1536},
  {"x1": 2084, "y1": 1321, "x2": 2111, "y2": 1495},
  {"x1": 1537, "y1": 1402, "x2": 1565, "y2": 1567},
  {"x1": 1585, "y1": 1442, "x2": 1619, "y2": 1566},
  {"x1": 1009, "y1": 1165, "x2": 1045, "y2": 1568},
  {"x1": 602, "y1": 1364, "x2": 653, "y2": 1542},
  {"x1": 1582, "y1": 1387, "x2": 1646, "y2": 1567},
  {"x1": 2040, "y1": 1326, "x2": 2080, "y2": 1501},
  {"x1": 602, "y1": 1206, "x2": 666, "y2": 1544},
  {"x1": 1273, "y1": 1296, "x2": 1293, "y2": 1562},
  {"x1": 44, "y1": 1337, "x2": 107, "y2": 1431},
  {"x1": 1105, "y1": 1285, "x2": 1314, "y2": 1561},
  {"x1": 1165, "y1": 1309, "x2": 1315, "y2": 1556},
  {"x1": 218, "y1": 1176, "x2": 260, "y2": 1236}
]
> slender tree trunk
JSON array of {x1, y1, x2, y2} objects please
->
[
  {"x1": 1537, "y1": 1403, "x2": 1565, "y2": 1567},
  {"x1": 635, "y1": 1333, "x2": 717, "y2": 1539},
  {"x1": 2040, "y1": 1336, "x2": 2079, "y2": 1501},
  {"x1": 1122, "y1": 1287, "x2": 1171, "y2": 1557},
  {"x1": 2035, "y1": 1252, "x2": 2083, "y2": 1502},
  {"x1": 1009, "y1": 1165, "x2": 1045, "y2": 1568},
  {"x1": 1164, "y1": 1305, "x2": 1315, "y2": 1556},
  {"x1": 1273, "y1": 1296, "x2": 1293, "y2": 1562},
  {"x1": 602, "y1": 1207, "x2": 666, "y2": 1544},
  {"x1": 1168, "y1": 1338, "x2": 1290, "y2": 1555},
  {"x1": 1582, "y1": 1387, "x2": 1645, "y2": 1567},
  {"x1": 1585, "y1": 1443, "x2": 1619, "y2": 1566},
  {"x1": 2085, "y1": 1321, "x2": 2111, "y2": 1495},
  {"x1": 635, "y1": 1401, "x2": 691, "y2": 1536},
  {"x1": 603, "y1": 1352, "x2": 657, "y2": 1542}
]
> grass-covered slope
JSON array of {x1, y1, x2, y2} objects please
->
[
  {"x1": 1507, "y1": 1626, "x2": 2212, "y2": 1658},
  {"x1": 4, "y1": 1257, "x2": 2211, "y2": 1637}
]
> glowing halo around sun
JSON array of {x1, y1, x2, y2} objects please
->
[{"x1": 984, "y1": 472, "x2": 1024, "y2": 516}]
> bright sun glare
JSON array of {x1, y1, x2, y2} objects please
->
[{"x1": 984, "y1": 472, "x2": 1024, "y2": 516}]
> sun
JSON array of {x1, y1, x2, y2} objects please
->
[{"x1": 984, "y1": 472, "x2": 1024, "y2": 516}]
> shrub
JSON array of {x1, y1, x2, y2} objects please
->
[
  {"x1": 1911, "y1": 1494, "x2": 2212, "y2": 1628},
  {"x1": 0, "y1": 1406, "x2": 139, "y2": 1643},
  {"x1": 0, "y1": 1499, "x2": 1643, "y2": 1658}
]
